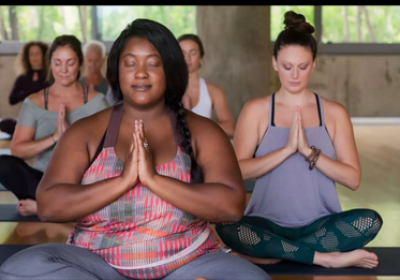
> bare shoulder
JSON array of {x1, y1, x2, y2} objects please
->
[
  {"x1": 27, "y1": 89, "x2": 46, "y2": 108},
  {"x1": 240, "y1": 95, "x2": 270, "y2": 120},
  {"x1": 320, "y1": 96, "x2": 350, "y2": 121},
  {"x1": 205, "y1": 81, "x2": 225, "y2": 95},
  {"x1": 184, "y1": 110, "x2": 230, "y2": 151}
]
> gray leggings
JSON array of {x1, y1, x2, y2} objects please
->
[{"x1": 0, "y1": 243, "x2": 271, "y2": 280}]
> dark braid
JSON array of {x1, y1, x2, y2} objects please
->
[{"x1": 169, "y1": 99, "x2": 203, "y2": 184}]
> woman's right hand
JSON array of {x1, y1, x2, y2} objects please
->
[
  {"x1": 284, "y1": 107, "x2": 298, "y2": 155},
  {"x1": 52, "y1": 104, "x2": 67, "y2": 142},
  {"x1": 119, "y1": 133, "x2": 139, "y2": 188}
]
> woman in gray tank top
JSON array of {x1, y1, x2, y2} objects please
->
[
  {"x1": 216, "y1": 11, "x2": 382, "y2": 269},
  {"x1": 0, "y1": 35, "x2": 109, "y2": 217}
]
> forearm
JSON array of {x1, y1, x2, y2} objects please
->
[
  {"x1": 146, "y1": 175, "x2": 245, "y2": 223},
  {"x1": 218, "y1": 120, "x2": 235, "y2": 137},
  {"x1": 239, "y1": 147, "x2": 292, "y2": 180},
  {"x1": 37, "y1": 176, "x2": 130, "y2": 222},
  {"x1": 11, "y1": 135, "x2": 56, "y2": 159},
  {"x1": 314, "y1": 153, "x2": 361, "y2": 190}
]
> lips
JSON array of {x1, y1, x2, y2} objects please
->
[
  {"x1": 132, "y1": 84, "x2": 152, "y2": 90},
  {"x1": 289, "y1": 82, "x2": 301, "y2": 86}
]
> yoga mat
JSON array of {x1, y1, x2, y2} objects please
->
[
  {"x1": 257, "y1": 247, "x2": 400, "y2": 275},
  {"x1": 0, "y1": 204, "x2": 40, "y2": 222},
  {"x1": 0, "y1": 132, "x2": 11, "y2": 140},
  {"x1": 0, "y1": 149, "x2": 11, "y2": 155}
]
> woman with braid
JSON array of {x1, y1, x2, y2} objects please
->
[
  {"x1": 0, "y1": 19, "x2": 270, "y2": 280},
  {"x1": 216, "y1": 11, "x2": 383, "y2": 269}
]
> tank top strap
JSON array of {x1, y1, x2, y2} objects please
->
[
  {"x1": 44, "y1": 87, "x2": 49, "y2": 110},
  {"x1": 269, "y1": 93, "x2": 275, "y2": 126},
  {"x1": 83, "y1": 86, "x2": 89, "y2": 104},
  {"x1": 103, "y1": 103, "x2": 124, "y2": 148},
  {"x1": 314, "y1": 93, "x2": 325, "y2": 127}
]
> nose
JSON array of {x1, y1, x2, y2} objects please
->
[
  {"x1": 134, "y1": 63, "x2": 149, "y2": 79},
  {"x1": 61, "y1": 63, "x2": 68, "y2": 73},
  {"x1": 291, "y1": 67, "x2": 299, "y2": 79}
]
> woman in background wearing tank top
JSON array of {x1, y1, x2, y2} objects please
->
[
  {"x1": 216, "y1": 11, "x2": 382, "y2": 269},
  {"x1": 0, "y1": 19, "x2": 270, "y2": 280},
  {"x1": 178, "y1": 34, "x2": 235, "y2": 138},
  {"x1": 0, "y1": 35, "x2": 109, "y2": 217},
  {"x1": 0, "y1": 41, "x2": 50, "y2": 138}
]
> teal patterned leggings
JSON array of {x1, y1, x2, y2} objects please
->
[{"x1": 216, "y1": 209, "x2": 383, "y2": 264}]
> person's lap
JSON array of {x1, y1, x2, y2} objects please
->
[{"x1": 0, "y1": 244, "x2": 271, "y2": 280}]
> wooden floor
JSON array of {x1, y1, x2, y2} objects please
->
[{"x1": 1, "y1": 125, "x2": 400, "y2": 280}]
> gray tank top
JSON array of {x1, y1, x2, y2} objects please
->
[{"x1": 244, "y1": 93, "x2": 342, "y2": 228}]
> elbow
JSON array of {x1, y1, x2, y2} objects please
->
[
  {"x1": 349, "y1": 181, "x2": 360, "y2": 191},
  {"x1": 348, "y1": 172, "x2": 361, "y2": 191},
  {"x1": 36, "y1": 196, "x2": 60, "y2": 222}
]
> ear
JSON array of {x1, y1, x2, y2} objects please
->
[{"x1": 272, "y1": 56, "x2": 278, "y2": 72}]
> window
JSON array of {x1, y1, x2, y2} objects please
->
[
  {"x1": 0, "y1": 6, "x2": 92, "y2": 43},
  {"x1": 97, "y1": 5, "x2": 196, "y2": 41},
  {"x1": 321, "y1": 6, "x2": 400, "y2": 44},
  {"x1": 270, "y1": 6, "x2": 314, "y2": 41}
]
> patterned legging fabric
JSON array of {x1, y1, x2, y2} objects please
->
[{"x1": 216, "y1": 209, "x2": 383, "y2": 265}]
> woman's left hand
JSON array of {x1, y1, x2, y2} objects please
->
[
  {"x1": 135, "y1": 119, "x2": 157, "y2": 187},
  {"x1": 297, "y1": 106, "x2": 312, "y2": 157}
]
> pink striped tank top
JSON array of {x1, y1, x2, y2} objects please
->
[{"x1": 67, "y1": 104, "x2": 223, "y2": 279}]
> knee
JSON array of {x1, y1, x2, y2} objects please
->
[
  {"x1": 0, "y1": 155, "x2": 21, "y2": 174},
  {"x1": 348, "y1": 209, "x2": 383, "y2": 234},
  {"x1": 0, "y1": 244, "x2": 60, "y2": 275}
]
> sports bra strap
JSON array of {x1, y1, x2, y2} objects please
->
[
  {"x1": 84, "y1": 86, "x2": 89, "y2": 104},
  {"x1": 103, "y1": 103, "x2": 124, "y2": 148},
  {"x1": 44, "y1": 87, "x2": 49, "y2": 110}
]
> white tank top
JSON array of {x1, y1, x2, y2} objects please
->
[{"x1": 191, "y1": 77, "x2": 212, "y2": 118}]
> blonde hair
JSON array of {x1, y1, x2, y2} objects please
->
[{"x1": 82, "y1": 40, "x2": 106, "y2": 57}]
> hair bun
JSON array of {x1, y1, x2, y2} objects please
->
[{"x1": 283, "y1": 11, "x2": 315, "y2": 34}]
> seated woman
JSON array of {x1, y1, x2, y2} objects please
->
[
  {"x1": 0, "y1": 41, "x2": 50, "y2": 137},
  {"x1": 0, "y1": 19, "x2": 270, "y2": 280},
  {"x1": 79, "y1": 40, "x2": 116, "y2": 105},
  {"x1": 0, "y1": 35, "x2": 109, "y2": 217},
  {"x1": 178, "y1": 34, "x2": 235, "y2": 138},
  {"x1": 216, "y1": 11, "x2": 383, "y2": 269}
]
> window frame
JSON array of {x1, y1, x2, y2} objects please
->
[
  {"x1": 1, "y1": 5, "x2": 400, "y2": 55},
  {"x1": 272, "y1": 5, "x2": 400, "y2": 55}
]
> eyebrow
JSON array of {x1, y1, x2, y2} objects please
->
[
  {"x1": 282, "y1": 61, "x2": 310, "y2": 65},
  {"x1": 122, "y1": 54, "x2": 160, "y2": 59},
  {"x1": 53, "y1": 58, "x2": 76, "y2": 62}
]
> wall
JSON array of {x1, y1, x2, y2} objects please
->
[{"x1": 197, "y1": 5, "x2": 271, "y2": 121}]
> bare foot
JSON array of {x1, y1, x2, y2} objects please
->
[
  {"x1": 16, "y1": 199, "x2": 37, "y2": 216},
  {"x1": 230, "y1": 250, "x2": 282, "y2": 265},
  {"x1": 314, "y1": 249, "x2": 378, "y2": 269}
]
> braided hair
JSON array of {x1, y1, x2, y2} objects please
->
[{"x1": 106, "y1": 18, "x2": 203, "y2": 183}]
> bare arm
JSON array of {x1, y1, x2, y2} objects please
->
[
  {"x1": 209, "y1": 84, "x2": 235, "y2": 137},
  {"x1": 36, "y1": 112, "x2": 134, "y2": 222},
  {"x1": 234, "y1": 100, "x2": 293, "y2": 180},
  {"x1": 10, "y1": 126, "x2": 56, "y2": 159},
  {"x1": 142, "y1": 113, "x2": 245, "y2": 223},
  {"x1": 312, "y1": 103, "x2": 361, "y2": 190}
]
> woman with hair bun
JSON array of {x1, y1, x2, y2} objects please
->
[{"x1": 216, "y1": 11, "x2": 383, "y2": 269}]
